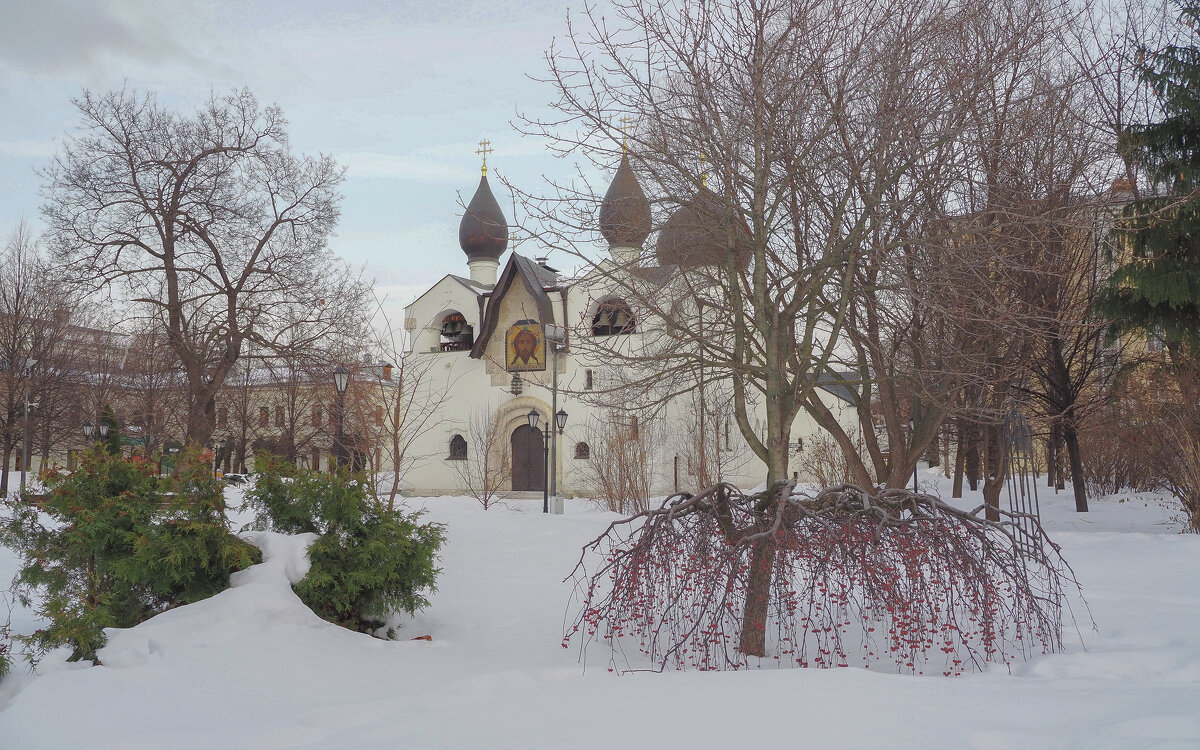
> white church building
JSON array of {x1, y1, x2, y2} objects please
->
[{"x1": 401, "y1": 152, "x2": 856, "y2": 500}]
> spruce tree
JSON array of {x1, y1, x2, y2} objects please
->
[
  {"x1": 1096, "y1": 2, "x2": 1200, "y2": 531},
  {"x1": 1096, "y1": 2, "x2": 1200, "y2": 348}
]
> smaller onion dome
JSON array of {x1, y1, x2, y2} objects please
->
[
  {"x1": 599, "y1": 152, "x2": 652, "y2": 248},
  {"x1": 655, "y1": 186, "x2": 751, "y2": 270},
  {"x1": 459, "y1": 175, "x2": 509, "y2": 261}
]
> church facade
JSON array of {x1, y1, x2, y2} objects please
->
[{"x1": 401, "y1": 153, "x2": 856, "y2": 500}]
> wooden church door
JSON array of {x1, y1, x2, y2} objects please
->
[{"x1": 511, "y1": 424, "x2": 545, "y2": 491}]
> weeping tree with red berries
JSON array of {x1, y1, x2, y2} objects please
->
[{"x1": 566, "y1": 481, "x2": 1085, "y2": 672}]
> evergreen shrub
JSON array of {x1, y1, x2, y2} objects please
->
[
  {"x1": 0, "y1": 447, "x2": 259, "y2": 665},
  {"x1": 246, "y1": 467, "x2": 444, "y2": 634}
]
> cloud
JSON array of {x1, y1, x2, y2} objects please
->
[
  {"x1": 0, "y1": 139, "x2": 58, "y2": 158},
  {"x1": 336, "y1": 152, "x2": 471, "y2": 183},
  {"x1": 0, "y1": 1, "x2": 189, "y2": 78}
]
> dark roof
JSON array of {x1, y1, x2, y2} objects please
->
[
  {"x1": 406, "y1": 274, "x2": 488, "y2": 311},
  {"x1": 520, "y1": 254, "x2": 559, "y2": 290},
  {"x1": 631, "y1": 264, "x2": 675, "y2": 287},
  {"x1": 469, "y1": 254, "x2": 557, "y2": 359},
  {"x1": 449, "y1": 274, "x2": 492, "y2": 293},
  {"x1": 817, "y1": 371, "x2": 859, "y2": 406}
]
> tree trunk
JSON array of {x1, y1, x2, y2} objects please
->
[
  {"x1": 1046, "y1": 424, "x2": 1057, "y2": 488},
  {"x1": 185, "y1": 390, "x2": 218, "y2": 447},
  {"x1": 965, "y1": 423, "x2": 980, "y2": 491},
  {"x1": 738, "y1": 534, "x2": 777, "y2": 657},
  {"x1": 924, "y1": 432, "x2": 939, "y2": 467},
  {"x1": 952, "y1": 419, "x2": 965, "y2": 498},
  {"x1": 981, "y1": 423, "x2": 1006, "y2": 522},
  {"x1": 0, "y1": 445, "x2": 10, "y2": 493},
  {"x1": 982, "y1": 476, "x2": 1004, "y2": 522},
  {"x1": 737, "y1": 416, "x2": 788, "y2": 657},
  {"x1": 941, "y1": 423, "x2": 952, "y2": 478},
  {"x1": 1062, "y1": 417, "x2": 1089, "y2": 512}
]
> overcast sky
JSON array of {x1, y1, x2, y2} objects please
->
[{"x1": 0, "y1": 0, "x2": 608, "y2": 320}]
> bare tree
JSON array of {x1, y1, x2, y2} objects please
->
[
  {"x1": 665, "y1": 390, "x2": 751, "y2": 491},
  {"x1": 42, "y1": 87, "x2": 369, "y2": 447},
  {"x1": 577, "y1": 410, "x2": 658, "y2": 514},
  {"x1": 0, "y1": 221, "x2": 88, "y2": 492},
  {"x1": 450, "y1": 406, "x2": 510, "y2": 510},
  {"x1": 219, "y1": 355, "x2": 263, "y2": 475},
  {"x1": 520, "y1": 0, "x2": 1092, "y2": 655},
  {"x1": 118, "y1": 323, "x2": 186, "y2": 457},
  {"x1": 256, "y1": 341, "x2": 335, "y2": 468},
  {"x1": 523, "y1": 0, "x2": 966, "y2": 487},
  {"x1": 363, "y1": 294, "x2": 457, "y2": 511}
]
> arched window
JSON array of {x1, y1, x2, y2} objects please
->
[
  {"x1": 448, "y1": 434, "x2": 467, "y2": 460},
  {"x1": 591, "y1": 299, "x2": 636, "y2": 336},
  {"x1": 439, "y1": 312, "x2": 474, "y2": 351},
  {"x1": 574, "y1": 441, "x2": 591, "y2": 459}
]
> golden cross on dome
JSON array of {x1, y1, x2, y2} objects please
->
[
  {"x1": 476, "y1": 139, "x2": 494, "y2": 176},
  {"x1": 699, "y1": 152, "x2": 708, "y2": 188},
  {"x1": 619, "y1": 115, "x2": 633, "y2": 152}
]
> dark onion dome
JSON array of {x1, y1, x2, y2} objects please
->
[
  {"x1": 459, "y1": 175, "x2": 509, "y2": 261},
  {"x1": 655, "y1": 186, "x2": 751, "y2": 270},
  {"x1": 599, "y1": 152, "x2": 652, "y2": 248}
]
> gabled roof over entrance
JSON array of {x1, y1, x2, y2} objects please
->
[{"x1": 469, "y1": 254, "x2": 558, "y2": 359}]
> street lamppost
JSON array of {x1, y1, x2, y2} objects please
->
[
  {"x1": 333, "y1": 366, "x2": 349, "y2": 471},
  {"x1": 80, "y1": 420, "x2": 111, "y2": 476},
  {"x1": 19, "y1": 392, "x2": 38, "y2": 496},
  {"x1": 527, "y1": 408, "x2": 568, "y2": 514},
  {"x1": 82, "y1": 421, "x2": 110, "y2": 442}
]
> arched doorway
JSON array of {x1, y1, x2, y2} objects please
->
[{"x1": 511, "y1": 424, "x2": 545, "y2": 491}]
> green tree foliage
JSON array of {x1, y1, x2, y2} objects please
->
[
  {"x1": 1097, "y1": 2, "x2": 1200, "y2": 348},
  {"x1": 0, "y1": 447, "x2": 259, "y2": 665},
  {"x1": 125, "y1": 447, "x2": 261, "y2": 608},
  {"x1": 1096, "y1": 2, "x2": 1200, "y2": 531},
  {"x1": 100, "y1": 404, "x2": 121, "y2": 456},
  {"x1": 247, "y1": 467, "x2": 444, "y2": 634}
]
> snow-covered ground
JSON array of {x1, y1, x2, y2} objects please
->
[{"x1": 0, "y1": 472, "x2": 1198, "y2": 749}]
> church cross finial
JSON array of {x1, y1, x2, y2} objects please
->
[
  {"x1": 619, "y1": 115, "x2": 633, "y2": 153},
  {"x1": 699, "y1": 151, "x2": 708, "y2": 188},
  {"x1": 477, "y1": 139, "x2": 494, "y2": 176}
]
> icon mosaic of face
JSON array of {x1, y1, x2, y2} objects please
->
[
  {"x1": 512, "y1": 328, "x2": 538, "y2": 363},
  {"x1": 505, "y1": 321, "x2": 546, "y2": 372}
]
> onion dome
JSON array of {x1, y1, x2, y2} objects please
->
[
  {"x1": 599, "y1": 152, "x2": 652, "y2": 248},
  {"x1": 459, "y1": 175, "x2": 509, "y2": 261},
  {"x1": 655, "y1": 186, "x2": 751, "y2": 270}
]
